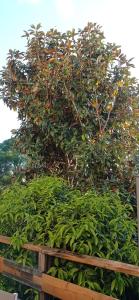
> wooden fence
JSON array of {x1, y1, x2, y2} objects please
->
[{"x1": 0, "y1": 235, "x2": 139, "y2": 300}]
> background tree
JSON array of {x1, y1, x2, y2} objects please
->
[
  {"x1": 0, "y1": 138, "x2": 26, "y2": 188},
  {"x1": 1, "y1": 23, "x2": 139, "y2": 191}
]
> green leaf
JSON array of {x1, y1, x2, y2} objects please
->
[{"x1": 111, "y1": 279, "x2": 116, "y2": 292}]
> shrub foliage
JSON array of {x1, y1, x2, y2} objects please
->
[{"x1": 0, "y1": 176, "x2": 138, "y2": 298}]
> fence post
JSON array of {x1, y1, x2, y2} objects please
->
[
  {"x1": 136, "y1": 176, "x2": 139, "y2": 247},
  {"x1": 38, "y1": 252, "x2": 46, "y2": 300},
  {"x1": 38, "y1": 252, "x2": 53, "y2": 300}
]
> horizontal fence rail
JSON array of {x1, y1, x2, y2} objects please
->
[
  {"x1": 0, "y1": 235, "x2": 139, "y2": 299},
  {"x1": 0, "y1": 256, "x2": 116, "y2": 300},
  {"x1": 0, "y1": 235, "x2": 139, "y2": 277}
]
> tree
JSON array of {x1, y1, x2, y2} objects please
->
[
  {"x1": 0, "y1": 23, "x2": 139, "y2": 190},
  {"x1": 0, "y1": 138, "x2": 26, "y2": 188}
]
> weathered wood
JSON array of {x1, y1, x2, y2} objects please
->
[
  {"x1": 0, "y1": 235, "x2": 11, "y2": 246},
  {"x1": 38, "y1": 253, "x2": 46, "y2": 300},
  {"x1": 39, "y1": 273, "x2": 118, "y2": 300},
  {"x1": 0, "y1": 235, "x2": 42, "y2": 252},
  {"x1": 0, "y1": 235, "x2": 139, "y2": 277},
  {"x1": 0, "y1": 256, "x2": 117, "y2": 300},
  {"x1": 38, "y1": 253, "x2": 46, "y2": 273},
  {"x1": 39, "y1": 292, "x2": 46, "y2": 300},
  {"x1": 0, "y1": 256, "x2": 41, "y2": 290},
  {"x1": 42, "y1": 249, "x2": 139, "y2": 278}
]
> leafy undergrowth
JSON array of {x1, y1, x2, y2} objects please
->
[{"x1": 0, "y1": 176, "x2": 138, "y2": 299}]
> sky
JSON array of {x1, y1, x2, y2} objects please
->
[{"x1": 0, "y1": 0, "x2": 139, "y2": 142}]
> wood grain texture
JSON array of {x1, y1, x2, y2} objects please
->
[
  {"x1": 0, "y1": 235, "x2": 139, "y2": 277},
  {"x1": 0, "y1": 256, "x2": 117, "y2": 300}
]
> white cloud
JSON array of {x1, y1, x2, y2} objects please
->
[
  {"x1": 54, "y1": 0, "x2": 75, "y2": 19},
  {"x1": 18, "y1": 0, "x2": 41, "y2": 4}
]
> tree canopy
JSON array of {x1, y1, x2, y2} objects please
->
[{"x1": 0, "y1": 23, "x2": 139, "y2": 190}]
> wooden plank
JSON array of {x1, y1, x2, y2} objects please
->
[
  {"x1": 38, "y1": 253, "x2": 46, "y2": 300},
  {"x1": 0, "y1": 235, "x2": 42, "y2": 252},
  {"x1": 39, "y1": 291, "x2": 45, "y2": 300},
  {"x1": 0, "y1": 256, "x2": 41, "y2": 291},
  {"x1": 41, "y1": 248, "x2": 139, "y2": 278},
  {"x1": 44, "y1": 255, "x2": 54, "y2": 300},
  {"x1": 39, "y1": 273, "x2": 118, "y2": 300},
  {"x1": 0, "y1": 256, "x2": 117, "y2": 300},
  {"x1": 38, "y1": 253, "x2": 46, "y2": 272},
  {"x1": 0, "y1": 235, "x2": 11, "y2": 246},
  {"x1": 0, "y1": 235, "x2": 139, "y2": 277}
]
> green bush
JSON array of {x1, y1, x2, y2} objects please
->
[{"x1": 0, "y1": 176, "x2": 138, "y2": 298}]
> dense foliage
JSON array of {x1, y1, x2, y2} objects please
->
[
  {"x1": 0, "y1": 22, "x2": 139, "y2": 299},
  {"x1": 0, "y1": 138, "x2": 26, "y2": 189},
  {"x1": 0, "y1": 23, "x2": 139, "y2": 190},
  {"x1": 0, "y1": 176, "x2": 138, "y2": 299}
]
